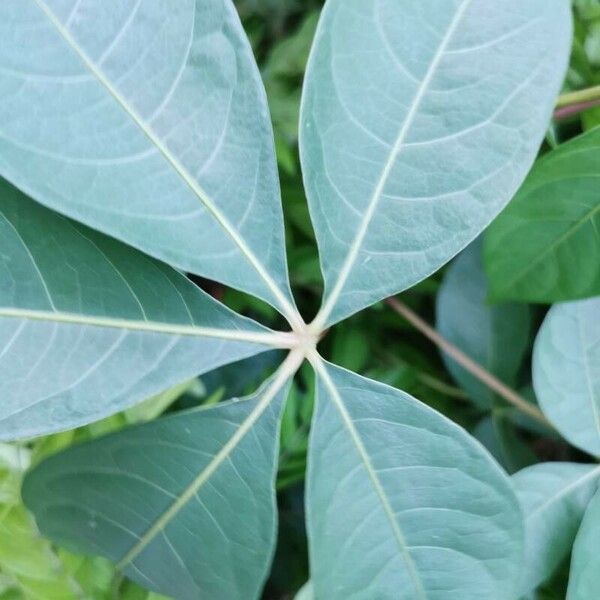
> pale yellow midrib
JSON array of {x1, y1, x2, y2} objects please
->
[
  {"x1": 117, "y1": 349, "x2": 304, "y2": 569},
  {"x1": 308, "y1": 352, "x2": 428, "y2": 600},
  {"x1": 0, "y1": 307, "x2": 294, "y2": 347},
  {"x1": 31, "y1": 0, "x2": 302, "y2": 330}
]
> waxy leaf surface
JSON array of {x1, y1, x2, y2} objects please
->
[
  {"x1": 301, "y1": 0, "x2": 571, "y2": 326},
  {"x1": 485, "y1": 128, "x2": 600, "y2": 303},
  {"x1": 23, "y1": 367, "x2": 294, "y2": 600},
  {"x1": 307, "y1": 361, "x2": 522, "y2": 600},
  {"x1": 0, "y1": 181, "x2": 273, "y2": 439},
  {"x1": 567, "y1": 486, "x2": 600, "y2": 600},
  {"x1": 533, "y1": 298, "x2": 600, "y2": 456},
  {"x1": 436, "y1": 239, "x2": 531, "y2": 408},
  {"x1": 0, "y1": 0, "x2": 296, "y2": 316},
  {"x1": 513, "y1": 462, "x2": 600, "y2": 594}
]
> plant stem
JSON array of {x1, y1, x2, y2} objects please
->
[
  {"x1": 554, "y1": 99, "x2": 600, "y2": 120},
  {"x1": 385, "y1": 297, "x2": 552, "y2": 428},
  {"x1": 554, "y1": 85, "x2": 600, "y2": 120},
  {"x1": 556, "y1": 85, "x2": 600, "y2": 108}
]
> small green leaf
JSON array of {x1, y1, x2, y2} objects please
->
[
  {"x1": 0, "y1": 181, "x2": 275, "y2": 439},
  {"x1": 23, "y1": 355, "x2": 300, "y2": 600},
  {"x1": 533, "y1": 298, "x2": 600, "y2": 455},
  {"x1": 567, "y1": 486, "x2": 600, "y2": 599},
  {"x1": 437, "y1": 239, "x2": 532, "y2": 408},
  {"x1": 512, "y1": 462, "x2": 600, "y2": 594},
  {"x1": 485, "y1": 128, "x2": 600, "y2": 303},
  {"x1": 307, "y1": 360, "x2": 523, "y2": 599}
]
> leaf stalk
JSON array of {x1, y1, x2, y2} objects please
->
[
  {"x1": 385, "y1": 297, "x2": 552, "y2": 428},
  {"x1": 554, "y1": 85, "x2": 600, "y2": 120}
]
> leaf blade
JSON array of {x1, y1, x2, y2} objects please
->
[
  {"x1": 0, "y1": 180, "x2": 274, "y2": 439},
  {"x1": 485, "y1": 128, "x2": 600, "y2": 302},
  {"x1": 307, "y1": 358, "x2": 523, "y2": 599},
  {"x1": 532, "y1": 298, "x2": 600, "y2": 455},
  {"x1": 436, "y1": 239, "x2": 532, "y2": 408},
  {"x1": 0, "y1": 0, "x2": 297, "y2": 318},
  {"x1": 567, "y1": 486, "x2": 600, "y2": 600},
  {"x1": 301, "y1": 0, "x2": 572, "y2": 326},
  {"x1": 512, "y1": 462, "x2": 600, "y2": 594},
  {"x1": 23, "y1": 352, "x2": 302, "y2": 600}
]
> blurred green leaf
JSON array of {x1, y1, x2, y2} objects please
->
[
  {"x1": 485, "y1": 128, "x2": 600, "y2": 303},
  {"x1": 437, "y1": 239, "x2": 532, "y2": 409},
  {"x1": 473, "y1": 414, "x2": 537, "y2": 474}
]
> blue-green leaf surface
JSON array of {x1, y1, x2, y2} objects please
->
[
  {"x1": 301, "y1": 0, "x2": 572, "y2": 327},
  {"x1": 0, "y1": 180, "x2": 279, "y2": 440},
  {"x1": 436, "y1": 239, "x2": 531, "y2": 408},
  {"x1": 567, "y1": 486, "x2": 600, "y2": 600},
  {"x1": 512, "y1": 462, "x2": 600, "y2": 595},
  {"x1": 0, "y1": 0, "x2": 297, "y2": 320},
  {"x1": 23, "y1": 355, "x2": 299, "y2": 600},
  {"x1": 533, "y1": 298, "x2": 600, "y2": 456},
  {"x1": 307, "y1": 360, "x2": 523, "y2": 599}
]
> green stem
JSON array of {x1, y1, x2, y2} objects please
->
[
  {"x1": 556, "y1": 85, "x2": 600, "y2": 108},
  {"x1": 385, "y1": 297, "x2": 552, "y2": 428}
]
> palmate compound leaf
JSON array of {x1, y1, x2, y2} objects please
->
[
  {"x1": 301, "y1": 0, "x2": 572, "y2": 329},
  {"x1": 567, "y1": 486, "x2": 600, "y2": 600},
  {"x1": 436, "y1": 238, "x2": 532, "y2": 409},
  {"x1": 512, "y1": 462, "x2": 600, "y2": 595},
  {"x1": 0, "y1": 179, "x2": 290, "y2": 440},
  {"x1": 485, "y1": 127, "x2": 600, "y2": 303},
  {"x1": 23, "y1": 350, "x2": 303, "y2": 600},
  {"x1": 0, "y1": 0, "x2": 300, "y2": 327},
  {"x1": 532, "y1": 298, "x2": 600, "y2": 456},
  {"x1": 306, "y1": 358, "x2": 523, "y2": 600}
]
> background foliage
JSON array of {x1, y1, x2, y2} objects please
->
[{"x1": 1, "y1": 1, "x2": 599, "y2": 598}]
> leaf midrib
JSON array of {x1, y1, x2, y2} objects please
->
[
  {"x1": 311, "y1": 354, "x2": 428, "y2": 600},
  {"x1": 31, "y1": 0, "x2": 298, "y2": 326},
  {"x1": 313, "y1": 0, "x2": 472, "y2": 328},
  {"x1": 0, "y1": 307, "x2": 292, "y2": 347},
  {"x1": 116, "y1": 349, "x2": 303, "y2": 569}
]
